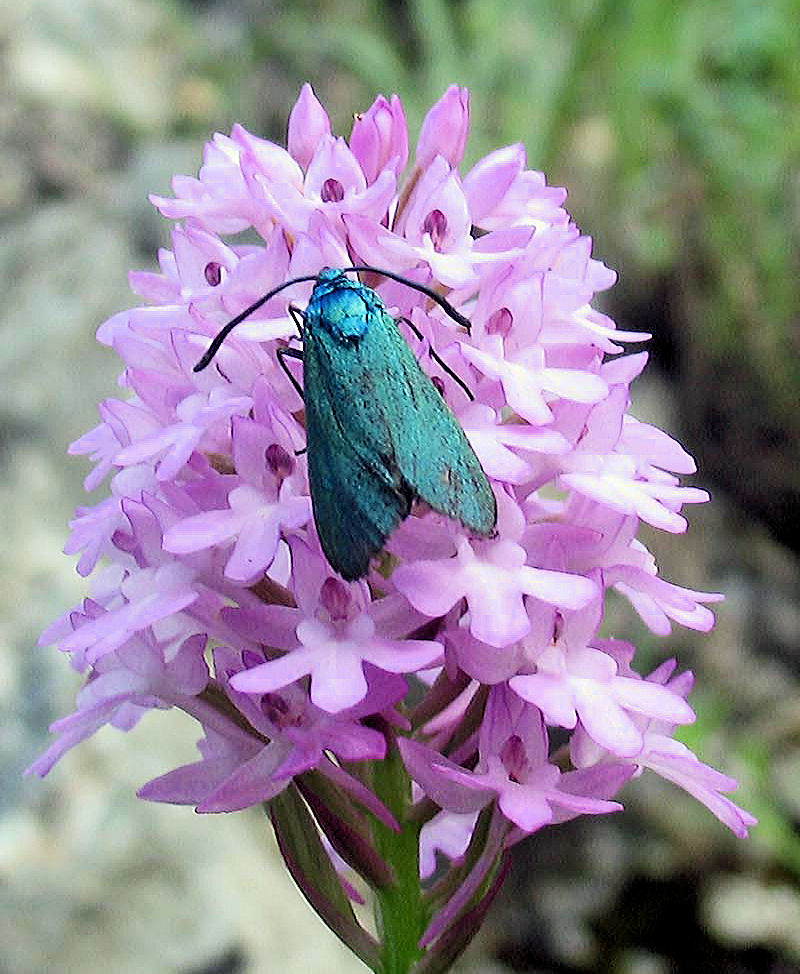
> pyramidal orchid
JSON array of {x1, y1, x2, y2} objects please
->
[{"x1": 32, "y1": 84, "x2": 755, "y2": 974}]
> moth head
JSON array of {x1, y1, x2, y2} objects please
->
[{"x1": 317, "y1": 267, "x2": 347, "y2": 286}]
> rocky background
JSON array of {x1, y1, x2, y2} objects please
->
[{"x1": 3, "y1": 1, "x2": 799, "y2": 972}]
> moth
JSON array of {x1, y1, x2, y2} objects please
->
[{"x1": 194, "y1": 267, "x2": 497, "y2": 581}]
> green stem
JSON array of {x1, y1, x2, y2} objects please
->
[{"x1": 371, "y1": 729, "x2": 428, "y2": 974}]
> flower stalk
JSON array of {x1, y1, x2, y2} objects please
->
[{"x1": 371, "y1": 727, "x2": 428, "y2": 973}]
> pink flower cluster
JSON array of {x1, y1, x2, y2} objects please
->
[{"x1": 32, "y1": 85, "x2": 754, "y2": 864}]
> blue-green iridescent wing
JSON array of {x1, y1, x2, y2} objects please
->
[
  {"x1": 302, "y1": 327, "x2": 413, "y2": 581},
  {"x1": 305, "y1": 298, "x2": 496, "y2": 552},
  {"x1": 366, "y1": 310, "x2": 497, "y2": 535}
]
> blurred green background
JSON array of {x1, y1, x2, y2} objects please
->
[{"x1": 3, "y1": 1, "x2": 799, "y2": 972}]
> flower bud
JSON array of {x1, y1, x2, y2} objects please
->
[
  {"x1": 288, "y1": 83, "x2": 331, "y2": 169},
  {"x1": 416, "y1": 84, "x2": 469, "y2": 168},
  {"x1": 350, "y1": 94, "x2": 409, "y2": 183}
]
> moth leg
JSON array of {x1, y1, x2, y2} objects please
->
[
  {"x1": 276, "y1": 346, "x2": 307, "y2": 456},
  {"x1": 397, "y1": 316, "x2": 475, "y2": 402},
  {"x1": 276, "y1": 346, "x2": 305, "y2": 402},
  {"x1": 288, "y1": 304, "x2": 306, "y2": 339}
]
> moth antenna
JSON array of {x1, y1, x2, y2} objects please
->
[
  {"x1": 345, "y1": 265, "x2": 473, "y2": 332},
  {"x1": 194, "y1": 265, "x2": 474, "y2": 373},
  {"x1": 193, "y1": 274, "x2": 318, "y2": 372}
]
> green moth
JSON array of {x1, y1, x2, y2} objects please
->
[{"x1": 195, "y1": 267, "x2": 497, "y2": 581}]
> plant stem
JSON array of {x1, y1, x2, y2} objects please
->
[{"x1": 371, "y1": 729, "x2": 428, "y2": 974}]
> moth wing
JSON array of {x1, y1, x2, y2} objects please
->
[
  {"x1": 310, "y1": 309, "x2": 496, "y2": 536},
  {"x1": 369, "y1": 316, "x2": 496, "y2": 535},
  {"x1": 303, "y1": 332, "x2": 412, "y2": 581}
]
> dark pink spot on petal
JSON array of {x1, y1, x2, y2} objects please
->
[
  {"x1": 431, "y1": 375, "x2": 446, "y2": 397},
  {"x1": 321, "y1": 178, "x2": 345, "y2": 203},
  {"x1": 422, "y1": 208, "x2": 447, "y2": 250},
  {"x1": 265, "y1": 443, "x2": 294, "y2": 480},
  {"x1": 486, "y1": 307, "x2": 513, "y2": 337},
  {"x1": 261, "y1": 691, "x2": 291, "y2": 726},
  {"x1": 320, "y1": 577, "x2": 352, "y2": 621},
  {"x1": 499, "y1": 734, "x2": 530, "y2": 783},
  {"x1": 204, "y1": 261, "x2": 223, "y2": 286}
]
